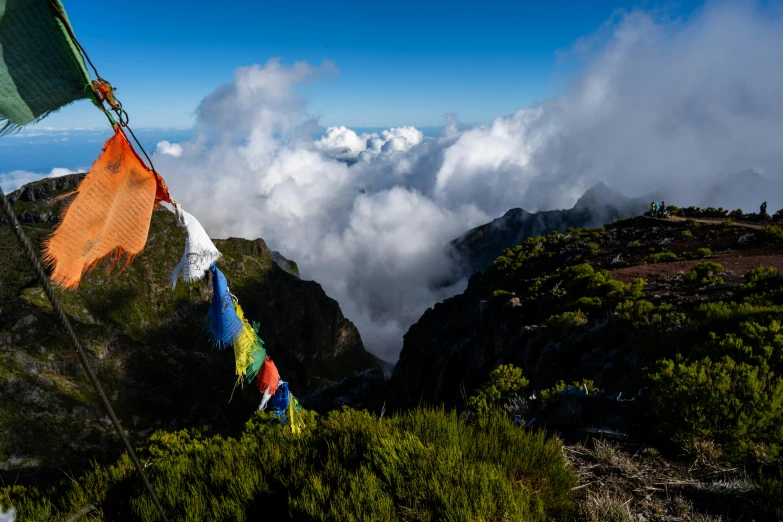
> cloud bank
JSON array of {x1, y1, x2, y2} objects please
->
[{"x1": 152, "y1": 2, "x2": 783, "y2": 361}]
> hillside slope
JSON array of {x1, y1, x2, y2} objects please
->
[
  {"x1": 392, "y1": 214, "x2": 783, "y2": 518},
  {"x1": 0, "y1": 175, "x2": 378, "y2": 485},
  {"x1": 392, "y1": 215, "x2": 783, "y2": 440}
]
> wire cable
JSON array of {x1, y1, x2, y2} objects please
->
[{"x1": 46, "y1": 0, "x2": 161, "y2": 177}]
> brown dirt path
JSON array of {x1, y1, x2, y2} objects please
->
[
  {"x1": 611, "y1": 254, "x2": 783, "y2": 283},
  {"x1": 609, "y1": 216, "x2": 780, "y2": 282},
  {"x1": 655, "y1": 215, "x2": 765, "y2": 229}
]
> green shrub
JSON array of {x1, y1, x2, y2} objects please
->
[
  {"x1": 585, "y1": 242, "x2": 600, "y2": 255},
  {"x1": 682, "y1": 261, "x2": 724, "y2": 285},
  {"x1": 647, "y1": 252, "x2": 678, "y2": 263},
  {"x1": 722, "y1": 219, "x2": 734, "y2": 228},
  {"x1": 692, "y1": 301, "x2": 764, "y2": 325},
  {"x1": 614, "y1": 300, "x2": 655, "y2": 324},
  {"x1": 564, "y1": 263, "x2": 594, "y2": 279},
  {"x1": 545, "y1": 310, "x2": 588, "y2": 329},
  {"x1": 680, "y1": 230, "x2": 693, "y2": 238},
  {"x1": 491, "y1": 289, "x2": 512, "y2": 299},
  {"x1": 613, "y1": 300, "x2": 685, "y2": 328},
  {"x1": 684, "y1": 248, "x2": 711, "y2": 260},
  {"x1": 467, "y1": 364, "x2": 529, "y2": 417},
  {"x1": 628, "y1": 240, "x2": 641, "y2": 248},
  {"x1": 696, "y1": 321, "x2": 783, "y2": 375},
  {"x1": 0, "y1": 406, "x2": 576, "y2": 521},
  {"x1": 764, "y1": 224, "x2": 783, "y2": 240},
  {"x1": 572, "y1": 296, "x2": 604, "y2": 312},
  {"x1": 650, "y1": 355, "x2": 783, "y2": 463},
  {"x1": 745, "y1": 266, "x2": 781, "y2": 286},
  {"x1": 539, "y1": 379, "x2": 597, "y2": 401},
  {"x1": 652, "y1": 302, "x2": 687, "y2": 327},
  {"x1": 564, "y1": 265, "x2": 644, "y2": 304},
  {"x1": 492, "y1": 236, "x2": 548, "y2": 273},
  {"x1": 539, "y1": 380, "x2": 568, "y2": 401},
  {"x1": 528, "y1": 278, "x2": 544, "y2": 293},
  {"x1": 738, "y1": 266, "x2": 783, "y2": 301},
  {"x1": 750, "y1": 469, "x2": 783, "y2": 520}
]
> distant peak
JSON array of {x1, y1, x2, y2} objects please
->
[
  {"x1": 574, "y1": 182, "x2": 625, "y2": 209},
  {"x1": 503, "y1": 207, "x2": 530, "y2": 217},
  {"x1": 727, "y1": 169, "x2": 766, "y2": 184}
]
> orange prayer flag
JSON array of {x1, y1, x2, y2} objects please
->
[
  {"x1": 258, "y1": 357, "x2": 280, "y2": 396},
  {"x1": 43, "y1": 127, "x2": 161, "y2": 289}
]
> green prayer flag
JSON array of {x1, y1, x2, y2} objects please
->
[
  {"x1": 0, "y1": 0, "x2": 96, "y2": 133},
  {"x1": 246, "y1": 324, "x2": 267, "y2": 384}
]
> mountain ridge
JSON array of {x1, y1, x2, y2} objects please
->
[{"x1": 450, "y1": 181, "x2": 663, "y2": 276}]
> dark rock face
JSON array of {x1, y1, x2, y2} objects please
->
[
  {"x1": 389, "y1": 290, "x2": 611, "y2": 408},
  {"x1": 0, "y1": 175, "x2": 376, "y2": 485},
  {"x1": 5, "y1": 173, "x2": 83, "y2": 205},
  {"x1": 271, "y1": 250, "x2": 301, "y2": 278},
  {"x1": 1, "y1": 173, "x2": 84, "y2": 224},
  {"x1": 451, "y1": 182, "x2": 654, "y2": 276}
]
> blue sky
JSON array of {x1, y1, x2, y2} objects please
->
[{"x1": 41, "y1": 0, "x2": 702, "y2": 129}]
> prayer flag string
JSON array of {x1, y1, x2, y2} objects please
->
[{"x1": 0, "y1": 0, "x2": 300, "y2": 431}]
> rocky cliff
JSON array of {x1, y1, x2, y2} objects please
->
[{"x1": 0, "y1": 174, "x2": 379, "y2": 485}]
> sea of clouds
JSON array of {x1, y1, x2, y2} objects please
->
[{"x1": 3, "y1": 2, "x2": 783, "y2": 361}]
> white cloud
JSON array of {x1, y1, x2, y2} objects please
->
[
  {"x1": 156, "y1": 140, "x2": 183, "y2": 157},
  {"x1": 313, "y1": 126, "x2": 370, "y2": 159},
  {"x1": 153, "y1": 2, "x2": 783, "y2": 360},
  {"x1": 0, "y1": 168, "x2": 78, "y2": 193},
  {"x1": 49, "y1": 168, "x2": 78, "y2": 177}
]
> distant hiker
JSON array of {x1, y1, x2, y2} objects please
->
[
  {"x1": 653, "y1": 201, "x2": 659, "y2": 214},
  {"x1": 761, "y1": 201, "x2": 768, "y2": 216},
  {"x1": 659, "y1": 201, "x2": 667, "y2": 218}
]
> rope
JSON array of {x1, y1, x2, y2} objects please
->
[
  {"x1": 45, "y1": 0, "x2": 161, "y2": 178},
  {"x1": 0, "y1": 187, "x2": 170, "y2": 522}
]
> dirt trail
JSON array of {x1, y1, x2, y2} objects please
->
[
  {"x1": 653, "y1": 215, "x2": 766, "y2": 229},
  {"x1": 610, "y1": 217, "x2": 781, "y2": 282},
  {"x1": 611, "y1": 254, "x2": 783, "y2": 283}
]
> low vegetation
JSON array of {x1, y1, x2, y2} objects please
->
[
  {"x1": 1, "y1": 404, "x2": 576, "y2": 521},
  {"x1": 648, "y1": 251, "x2": 678, "y2": 263},
  {"x1": 682, "y1": 261, "x2": 724, "y2": 285},
  {"x1": 403, "y1": 216, "x2": 783, "y2": 520}
]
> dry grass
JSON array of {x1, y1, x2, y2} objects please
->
[
  {"x1": 565, "y1": 437, "x2": 752, "y2": 522},
  {"x1": 593, "y1": 438, "x2": 640, "y2": 476},
  {"x1": 581, "y1": 490, "x2": 634, "y2": 522}
]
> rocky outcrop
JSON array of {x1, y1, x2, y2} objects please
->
[
  {"x1": 272, "y1": 251, "x2": 301, "y2": 278},
  {"x1": 1, "y1": 173, "x2": 83, "y2": 224},
  {"x1": 0, "y1": 175, "x2": 377, "y2": 486}
]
